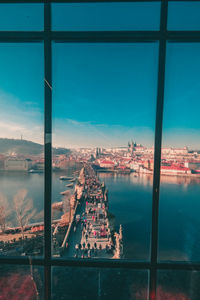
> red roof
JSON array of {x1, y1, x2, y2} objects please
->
[
  {"x1": 161, "y1": 166, "x2": 190, "y2": 171},
  {"x1": 118, "y1": 166, "x2": 127, "y2": 169},
  {"x1": 101, "y1": 160, "x2": 115, "y2": 165}
]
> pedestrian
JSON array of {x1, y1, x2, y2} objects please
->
[
  {"x1": 88, "y1": 249, "x2": 91, "y2": 258},
  {"x1": 99, "y1": 244, "x2": 102, "y2": 250},
  {"x1": 94, "y1": 242, "x2": 97, "y2": 249},
  {"x1": 83, "y1": 242, "x2": 85, "y2": 249},
  {"x1": 87, "y1": 242, "x2": 90, "y2": 249}
]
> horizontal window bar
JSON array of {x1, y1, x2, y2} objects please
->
[
  {"x1": 0, "y1": 31, "x2": 44, "y2": 40},
  {"x1": 1, "y1": 256, "x2": 200, "y2": 271},
  {"x1": 0, "y1": 0, "x2": 199, "y2": 3},
  {"x1": 0, "y1": 31, "x2": 200, "y2": 42}
]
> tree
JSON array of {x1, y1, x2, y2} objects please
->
[
  {"x1": 0, "y1": 193, "x2": 10, "y2": 233},
  {"x1": 13, "y1": 189, "x2": 36, "y2": 241}
]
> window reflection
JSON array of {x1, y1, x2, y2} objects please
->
[
  {"x1": 52, "y1": 267, "x2": 148, "y2": 300},
  {"x1": 157, "y1": 270, "x2": 200, "y2": 300},
  {"x1": 0, "y1": 264, "x2": 43, "y2": 299}
]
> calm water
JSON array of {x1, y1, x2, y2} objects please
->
[{"x1": 1, "y1": 170, "x2": 200, "y2": 261}]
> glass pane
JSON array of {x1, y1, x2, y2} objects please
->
[
  {"x1": 0, "y1": 264, "x2": 44, "y2": 299},
  {"x1": 52, "y1": 43, "x2": 158, "y2": 260},
  {"x1": 168, "y1": 1, "x2": 200, "y2": 31},
  {"x1": 158, "y1": 43, "x2": 200, "y2": 262},
  {"x1": 0, "y1": 43, "x2": 44, "y2": 257},
  {"x1": 157, "y1": 270, "x2": 200, "y2": 300},
  {"x1": 52, "y1": 267, "x2": 148, "y2": 300},
  {"x1": 52, "y1": 2, "x2": 161, "y2": 31},
  {"x1": 0, "y1": 4, "x2": 43, "y2": 31}
]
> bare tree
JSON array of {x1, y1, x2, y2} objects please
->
[
  {"x1": 0, "y1": 193, "x2": 10, "y2": 233},
  {"x1": 13, "y1": 189, "x2": 36, "y2": 241}
]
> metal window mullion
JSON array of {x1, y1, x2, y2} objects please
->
[
  {"x1": 149, "y1": 0, "x2": 168, "y2": 299},
  {"x1": 44, "y1": 2, "x2": 52, "y2": 300}
]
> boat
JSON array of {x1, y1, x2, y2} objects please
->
[
  {"x1": 65, "y1": 183, "x2": 74, "y2": 188},
  {"x1": 60, "y1": 190, "x2": 71, "y2": 195},
  {"x1": 52, "y1": 202, "x2": 63, "y2": 210},
  {"x1": 59, "y1": 176, "x2": 73, "y2": 180},
  {"x1": 29, "y1": 169, "x2": 44, "y2": 173},
  {"x1": 68, "y1": 178, "x2": 76, "y2": 182}
]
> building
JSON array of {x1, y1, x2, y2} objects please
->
[
  {"x1": 99, "y1": 160, "x2": 115, "y2": 168},
  {"x1": 184, "y1": 161, "x2": 200, "y2": 170},
  {"x1": 4, "y1": 158, "x2": 32, "y2": 171},
  {"x1": 160, "y1": 165, "x2": 191, "y2": 175}
]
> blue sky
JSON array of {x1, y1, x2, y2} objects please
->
[
  {"x1": 0, "y1": 4, "x2": 43, "y2": 31},
  {"x1": 162, "y1": 43, "x2": 200, "y2": 149},
  {"x1": 0, "y1": 3, "x2": 200, "y2": 149},
  {"x1": 52, "y1": 43, "x2": 158, "y2": 148},
  {"x1": 0, "y1": 42, "x2": 200, "y2": 149},
  {"x1": 0, "y1": 43, "x2": 44, "y2": 143},
  {"x1": 52, "y1": 2, "x2": 160, "y2": 31}
]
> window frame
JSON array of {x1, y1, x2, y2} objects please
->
[{"x1": 0, "y1": 1, "x2": 200, "y2": 300}]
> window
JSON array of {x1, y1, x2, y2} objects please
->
[{"x1": 0, "y1": 1, "x2": 200, "y2": 300}]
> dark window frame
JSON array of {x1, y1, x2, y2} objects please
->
[{"x1": 0, "y1": 1, "x2": 200, "y2": 299}]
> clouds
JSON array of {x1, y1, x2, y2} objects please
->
[
  {"x1": 0, "y1": 90, "x2": 43, "y2": 143},
  {"x1": 0, "y1": 91, "x2": 199, "y2": 150},
  {"x1": 162, "y1": 128, "x2": 200, "y2": 149},
  {"x1": 52, "y1": 118, "x2": 155, "y2": 148}
]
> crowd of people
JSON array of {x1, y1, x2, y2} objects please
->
[{"x1": 74, "y1": 164, "x2": 114, "y2": 258}]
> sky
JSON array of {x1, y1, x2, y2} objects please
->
[{"x1": 0, "y1": 3, "x2": 200, "y2": 150}]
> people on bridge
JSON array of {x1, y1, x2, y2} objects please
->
[{"x1": 88, "y1": 249, "x2": 91, "y2": 258}]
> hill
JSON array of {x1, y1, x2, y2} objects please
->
[
  {"x1": 0, "y1": 138, "x2": 70, "y2": 156},
  {"x1": 0, "y1": 138, "x2": 43, "y2": 155}
]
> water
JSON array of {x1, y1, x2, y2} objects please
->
[{"x1": 1, "y1": 170, "x2": 200, "y2": 261}]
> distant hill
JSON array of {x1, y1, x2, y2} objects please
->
[
  {"x1": 0, "y1": 138, "x2": 43, "y2": 155},
  {"x1": 0, "y1": 138, "x2": 71, "y2": 156}
]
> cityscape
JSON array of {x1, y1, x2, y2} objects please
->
[
  {"x1": 1, "y1": 138, "x2": 200, "y2": 176},
  {"x1": 0, "y1": 32, "x2": 200, "y2": 300},
  {"x1": 0, "y1": 137, "x2": 200, "y2": 259}
]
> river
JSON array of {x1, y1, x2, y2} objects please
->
[{"x1": 1, "y1": 169, "x2": 200, "y2": 261}]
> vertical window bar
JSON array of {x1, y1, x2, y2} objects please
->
[
  {"x1": 44, "y1": 2, "x2": 52, "y2": 300},
  {"x1": 149, "y1": 0, "x2": 168, "y2": 299}
]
